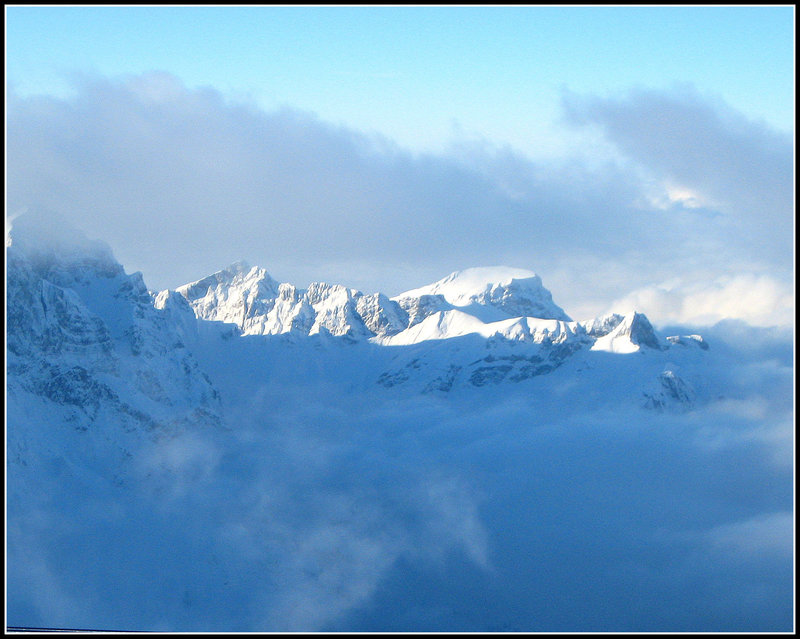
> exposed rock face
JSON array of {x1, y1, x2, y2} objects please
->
[
  {"x1": 173, "y1": 264, "x2": 576, "y2": 341},
  {"x1": 166, "y1": 261, "x2": 699, "y2": 402},
  {"x1": 643, "y1": 370, "x2": 696, "y2": 411},
  {"x1": 394, "y1": 294, "x2": 451, "y2": 328},
  {"x1": 7, "y1": 215, "x2": 222, "y2": 436}
]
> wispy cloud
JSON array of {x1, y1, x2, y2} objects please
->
[
  {"x1": 706, "y1": 511, "x2": 794, "y2": 558},
  {"x1": 7, "y1": 73, "x2": 793, "y2": 326},
  {"x1": 561, "y1": 84, "x2": 794, "y2": 264}
]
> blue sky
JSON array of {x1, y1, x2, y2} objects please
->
[
  {"x1": 6, "y1": 6, "x2": 794, "y2": 155},
  {"x1": 5, "y1": 5, "x2": 795, "y2": 326}
]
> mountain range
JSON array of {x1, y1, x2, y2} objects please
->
[
  {"x1": 164, "y1": 255, "x2": 707, "y2": 403},
  {"x1": 6, "y1": 211, "x2": 717, "y2": 470},
  {"x1": 10, "y1": 213, "x2": 789, "y2": 633},
  {"x1": 7, "y1": 211, "x2": 710, "y2": 434}
]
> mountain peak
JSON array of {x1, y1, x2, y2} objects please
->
[
  {"x1": 176, "y1": 261, "x2": 278, "y2": 302},
  {"x1": 394, "y1": 266, "x2": 571, "y2": 322},
  {"x1": 399, "y1": 266, "x2": 538, "y2": 297},
  {"x1": 589, "y1": 311, "x2": 663, "y2": 353}
]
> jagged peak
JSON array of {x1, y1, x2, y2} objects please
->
[
  {"x1": 166, "y1": 262, "x2": 707, "y2": 352},
  {"x1": 176, "y1": 261, "x2": 279, "y2": 301},
  {"x1": 588, "y1": 310, "x2": 664, "y2": 353},
  {"x1": 153, "y1": 288, "x2": 192, "y2": 311},
  {"x1": 666, "y1": 334, "x2": 710, "y2": 350},
  {"x1": 580, "y1": 312, "x2": 626, "y2": 337},
  {"x1": 619, "y1": 311, "x2": 661, "y2": 349}
]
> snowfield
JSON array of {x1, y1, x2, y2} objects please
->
[{"x1": 6, "y1": 213, "x2": 794, "y2": 632}]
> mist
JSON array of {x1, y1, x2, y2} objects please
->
[{"x1": 7, "y1": 312, "x2": 793, "y2": 630}]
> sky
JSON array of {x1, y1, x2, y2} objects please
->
[{"x1": 5, "y1": 5, "x2": 796, "y2": 327}]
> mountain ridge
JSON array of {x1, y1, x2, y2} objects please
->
[
  {"x1": 168, "y1": 262, "x2": 601, "y2": 345},
  {"x1": 6, "y1": 213, "x2": 709, "y2": 413}
]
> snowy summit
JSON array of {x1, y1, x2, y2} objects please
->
[{"x1": 395, "y1": 266, "x2": 571, "y2": 322}]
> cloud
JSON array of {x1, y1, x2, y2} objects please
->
[
  {"x1": 607, "y1": 273, "x2": 795, "y2": 327},
  {"x1": 7, "y1": 71, "x2": 794, "y2": 630},
  {"x1": 6, "y1": 73, "x2": 793, "y2": 326},
  {"x1": 8, "y1": 325, "x2": 794, "y2": 631},
  {"x1": 6, "y1": 515, "x2": 96, "y2": 628},
  {"x1": 561, "y1": 84, "x2": 794, "y2": 265},
  {"x1": 8, "y1": 72, "x2": 524, "y2": 292},
  {"x1": 135, "y1": 432, "x2": 223, "y2": 501}
]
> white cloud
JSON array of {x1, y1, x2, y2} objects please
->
[
  {"x1": 608, "y1": 273, "x2": 795, "y2": 327},
  {"x1": 7, "y1": 73, "x2": 793, "y2": 321},
  {"x1": 8, "y1": 337, "x2": 794, "y2": 630},
  {"x1": 6, "y1": 72, "x2": 795, "y2": 631}
]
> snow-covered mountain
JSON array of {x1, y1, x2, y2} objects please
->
[
  {"x1": 394, "y1": 266, "x2": 572, "y2": 323},
  {"x1": 6, "y1": 213, "x2": 223, "y2": 488},
  {"x1": 174, "y1": 263, "x2": 571, "y2": 340},
  {"x1": 175, "y1": 261, "x2": 408, "y2": 339},
  {"x1": 6, "y1": 212, "x2": 712, "y2": 454},
  {"x1": 7, "y1": 214, "x2": 792, "y2": 633},
  {"x1": 5, "y1": 211, "x2": 713, "y2": 503},
  {"x1": 163, "y1": 258, "x2": 706, "y2": 406}
]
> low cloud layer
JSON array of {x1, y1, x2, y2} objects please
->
[
  {"x1": 6, "y1": 73, "x2": 794, "y2": 326},
  {"x1": 8, "y1": 337, "x2": 794, "y2": 630}
]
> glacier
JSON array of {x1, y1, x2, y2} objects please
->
[{"x1": 6, "y1": 213, "x2": 794, "y2": 632}]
